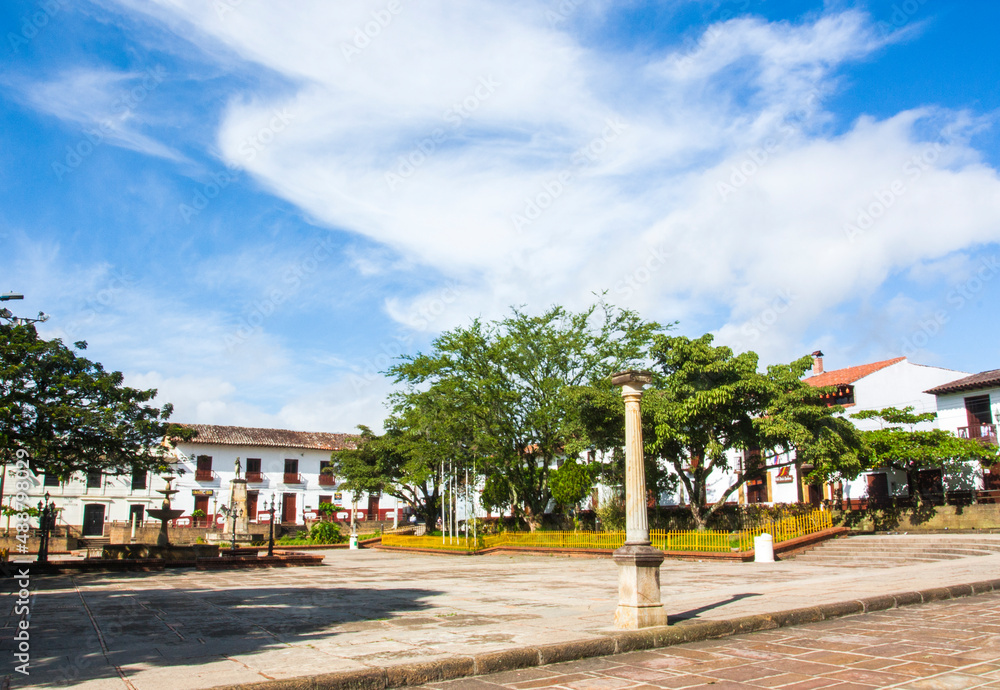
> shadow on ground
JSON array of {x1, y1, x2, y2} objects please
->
[
  {"x1": 1, "y1": 569, "x2": 442, "y2": 688},
  {"x1": 669, "y1": 592, "x2": 763, "y2": 621}
]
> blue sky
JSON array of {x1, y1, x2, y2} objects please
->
[{"x1": 2, "y1": 0, "x2": 999, "y2": 432}]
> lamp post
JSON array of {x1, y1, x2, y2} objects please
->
[
  {"x1": 267, "y1": 493, "x2": 276, "y2": 558},
  {"x1": 36, "y1": 492, "x2": 53, "y2": 564},
  {"x1": 219, "y1": 504, "x2": 243, "y2": 553},
  {"x1": 610, "y1": 370, "x2": 667, "y2": 629}
]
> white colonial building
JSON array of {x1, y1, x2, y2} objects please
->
[
  {"x1": 17, "y1": 424, "x2": 407, "y2": 537},
  {"x1": 706, "y1": 352, "x2": 969, "y2": 508}
]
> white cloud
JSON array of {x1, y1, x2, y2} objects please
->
[
  {"x1": 31, "y1": 2, "x2": 1000, "y2": 427},
  {"x1": 13, "y1": 66, "x2": 187, "y2": 162}
]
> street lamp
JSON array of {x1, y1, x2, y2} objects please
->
[
  {"x1": 37, "y1": 492, "x2": 53, "y2": 564},
  {"x1": 0, "y1": 293, "x2": 24, "y2": 301},
  {"x1": 267, "y1": 493, "x2": 276, "y2": 558}
]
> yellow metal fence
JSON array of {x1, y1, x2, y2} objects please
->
[{"x1": 380, "y1": 509, "x2": 832, "y2": 554}]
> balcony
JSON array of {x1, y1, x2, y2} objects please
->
[
  {"x1": 959, "y1": 424, "x2": 998, "y2": 445},
  {"x1": 195, "y1": 469, "x2": 218, "y2": 482},
  {"x1": 318, "y1": 474, "x2": 336, "y2": 486},
  {"x1": 245, "y1": 471, "x2": 266, "y2": 483},
  {"x1": 283, "y1": 472, "x2": 304, "y2": 484}
]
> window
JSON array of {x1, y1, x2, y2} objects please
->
[
  {"x1": 131, "y1": 470, "x2": 147, "y2": 491},
  {"x1": 966, "y1": 395, "x2": 993, "y2": 426},
  {"x1": 195, "y1": 456, "x2": 214, "y2": 481},
  {"x1": 319, "y1": 460, "x2": 335, "y2": 485},
  {"x1": 86, "y1": 470, "x2": 102, "y2": 489},
  {"x1": 43, "y1": 473, "x2": 60, "y2": 487},
  {"x1": 283, "y1": 459, "x2": 301, "y2": 483},
  {"x1": 319, "y1": 495, "x2": 332, "y2": 506},
  {"x1": 245, "y1": 458, "x2": 263, "y2": 482}
]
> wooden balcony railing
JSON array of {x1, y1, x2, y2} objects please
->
[
  {"x1": 194, "y1": 469, "x2": 217, "y2": 482},
  {"x1": 318, "y1": 474, "x2": 336, "y2": 486},
  {"x1": 959, "y1": 424, "x2": 998, "y2": 445},
  {"x1": 283, "y1": 472, "x2": 304, "y2": 484},
  {"x1": 245, "y1": 471, "x2": 265, "y2": 483}
]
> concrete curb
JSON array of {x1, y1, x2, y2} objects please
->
[{"x1": 210, "y1": 576, "x2": 1000, "y2": 690}]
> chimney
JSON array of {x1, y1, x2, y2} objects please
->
[{"x1": 811, "y1": 350, "x2": 824, "y2": 375}]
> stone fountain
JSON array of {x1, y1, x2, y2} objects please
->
[
  {"x1": 146, "y1": 476, "x2": 185, "y2": 547},
  {"x1": 103, "y1": 475, "x2": 220, "y2": 561}
]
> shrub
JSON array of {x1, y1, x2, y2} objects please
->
[{"x1": 309, "y1": 521, "x2": 343, "y2": 544}]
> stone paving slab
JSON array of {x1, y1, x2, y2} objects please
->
[
  {"x1": 4, "y1": 545, "x2": 1000, "y2": 688},
  {"x1": 414, "y1": 593, "x2": 1000, "y2": 690}
]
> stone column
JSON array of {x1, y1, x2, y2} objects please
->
[
  {"x1": 230, "y1": 479, "x2": 250, "y2": 537},
  {"x1": 611, "y1": 370, "x2": 667, "y2": 629}
]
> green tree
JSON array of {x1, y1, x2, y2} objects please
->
[
  {"x1": 0, "y1": 322, "x2": 192, "y2": 482},
  {"x1": 389, "y1": 303, "x2": 662, "y2": 530},
  {"x1": 850, "y1": 407, "x2": 996, "y2": 502},
  {"x1": 643, "y1": 334, "x2": 861, "y2": 530},
  {"x1": 332, "y1": 382, "x2": 473, "y2": 527}
]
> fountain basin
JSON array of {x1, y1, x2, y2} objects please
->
[{"x1": 102, "y1": 544, "x2": 221, "y2": 561}]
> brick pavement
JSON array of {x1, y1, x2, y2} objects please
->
[{"x1": 420, "y1": 593, "x2": 1000, "y2": 689}]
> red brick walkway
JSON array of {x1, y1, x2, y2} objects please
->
[{"x1": 420, "y1": 592, "x2": 1000, "y2": 689}]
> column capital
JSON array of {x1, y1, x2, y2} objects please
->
[{"x1": 611, "y1": 370, "x2": 653, "y2": 391}]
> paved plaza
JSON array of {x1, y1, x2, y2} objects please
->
[
  {"x1": 4, "y1": 544, "x2": 1000, "y2": 689},
  {"x1": 419, "y1": 592, "x2": 1000, "y2": 689}
]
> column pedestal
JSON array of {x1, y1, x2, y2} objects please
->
[{"x1": 613, "y1": 543, "x2": 668, "y2": 628}]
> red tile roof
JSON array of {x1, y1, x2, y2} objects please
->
[
  {"x1": 925, "y1": 370, "x2": 1000, "y2": 395},
  {"x1": 803, "y1": 357, "x2": 906, "y2": 388},
  {"x1": 174, "y1": 424, "x2": 358, "y2": 451}
]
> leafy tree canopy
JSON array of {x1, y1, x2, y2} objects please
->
[
  {"x1": 641, "y1": 334, "x2": 861, "y2": 529},
  {"x1": 0, "y1": 322, "x2": 192, "y2": 479},
  {"x1": 851, "y1": 406, "x2": 996, "y2": 497},
  {"x1": 388, "y1": 302, "x2": 663, "y2": 530}
]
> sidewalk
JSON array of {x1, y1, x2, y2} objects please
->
[{"x1": 5, "y1": 543, "x2": 1000, "y2": 689}]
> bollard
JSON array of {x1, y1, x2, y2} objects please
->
[{"x1": 754, "y1": 533, "x2": 774, "y2": 562}]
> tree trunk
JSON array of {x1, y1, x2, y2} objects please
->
[{"x1": 524, "y1": 505, "x2": 542, "y2": 532}]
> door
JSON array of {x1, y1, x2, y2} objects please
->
[
  {"x1": 368, "y1": 493, "x2": 380, "y2": 521},
  {"x1": 247, "y1": 491, "x2": 259, "y2": 521},
  {"x1": 128, "y1": 504, "x2": 144, "y2": 525},
  {"x1": 194, "y1": 495, "x2": 209, "y2": 523},
  {"x1": 807, "y1": 483, "x2": 822, "y2": 506},
  {"x1": 82, "y1": 504, "x2": 106, "y2": 536},
  {"x1": 282, "y1": 493, "x2": 296, "y2": 523},
  {"x1": 866, "y1": 473, "x2": 889, "y2": 505}
]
